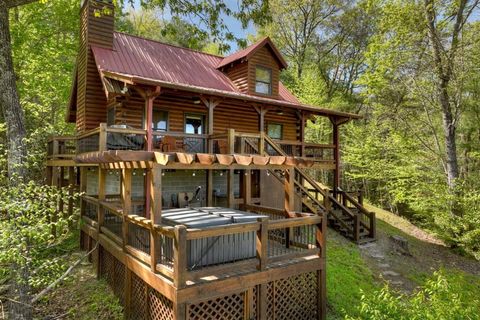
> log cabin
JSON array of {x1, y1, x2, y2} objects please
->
[{"x1": 46, "y1": 0, "x2": 376, "y2": 319}]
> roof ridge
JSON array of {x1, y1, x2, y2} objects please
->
[{"x1": 113, "y1": 31, "x2": 225, "y2": 59}]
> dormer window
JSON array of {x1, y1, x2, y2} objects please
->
[{"x1": 255, "y1": 66, "x2": 272, "y2": 95}]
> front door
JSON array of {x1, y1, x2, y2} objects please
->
[{"x1": 184, "y1": 114, "x2": 205, "y2": 153}]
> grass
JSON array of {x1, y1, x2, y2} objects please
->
[{"x1": 326, "y1": 231, "x2": 379, "y2": 320}]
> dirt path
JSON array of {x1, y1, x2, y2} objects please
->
[{"x1": 358, "y1": 205, "x2": 480, "y2": 292}]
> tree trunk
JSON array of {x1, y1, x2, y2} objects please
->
[
  {"x1": 439, "y1": 79, "x2": 459, "y2": 190},
  {"x1": 0, "y1": 1, "x2": 27, "y2": 181}
]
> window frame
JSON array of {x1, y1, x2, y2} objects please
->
[
  {"x1": 152, "y1": 109, "x2": 169, "y2": 132},
  {"x1": 267, "y1": 122, "x2": 283, "y2": 140},
  {"x1": 254, "y1": 65, "x2": 272, "y2": 95}
]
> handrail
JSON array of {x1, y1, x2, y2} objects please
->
[
  {"x1": 77, "y1": 127, "x2": 101, "y2": 140},
  {"x1": 266, "y1": 215, "x2": 322, "y2": 229}
]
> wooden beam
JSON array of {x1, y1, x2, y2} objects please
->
[
  {"x1": 284, "y1": 168, "x2": 295, "y2": 214},
  {"x1": 227, "y1": 169, "x2": 234, "y2": 208},
  {"x1": 121, "y1": 168, "x2": 133, "y2": 252},
  {"x1": 332, "y1": 122, "x2": 340, "y2": 192}
]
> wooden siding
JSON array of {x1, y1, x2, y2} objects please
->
[
  {"x1": 115, "y1": 93, "x2": 299, "y2": 141},
  {"x1": 248, "y1": 46, "x2": 281, "y2": 98},
  {"x1": 224, "y1": 62, "x2": 249, "y2": 94},
  {"x1": 76, "y1": 0, "x2": 114, "y2": 132}
]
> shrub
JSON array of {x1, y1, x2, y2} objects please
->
[{"x1": 346, "y1": 270, "x2": 480, "y2": 320}]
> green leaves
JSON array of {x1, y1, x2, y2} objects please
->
[
  {"x1": 0, "y1": 181, "x2": 80, "y2": 290},
  {"x1": 348, "y1": 270, "x2": 480, "y2": 320}
]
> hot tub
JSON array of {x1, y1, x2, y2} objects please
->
[{"x1": 161, "y1": 207, "x2": 266, "y2": 270}]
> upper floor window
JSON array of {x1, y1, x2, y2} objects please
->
[
  {"x1": 255, "y1": 66, "x2": 272, "y2": 95},
  {"x1": 152, "y1": 110, "x2": 168, "y2": 131}
]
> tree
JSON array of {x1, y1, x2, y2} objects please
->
[
  {"x1": 423, "y1": 0, "x2": 479, "y2": 201},
  {"x1": 0, "y1": 0, "x2": 38, "y2": 181}
]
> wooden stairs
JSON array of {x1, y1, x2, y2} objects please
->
[{"x1": 254, "y1": 135, "x2": 376, "y2": 244}]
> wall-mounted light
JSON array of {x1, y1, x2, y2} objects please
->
[
  {"x1": 275, "y1": 108, "x2": 284, "y2": 115},
  {"x1": 192, "y1": 97, "x2": 201, "y2": 104},
  {"x1": 120, "y1": 82, "x2": 128, "y2": 94}
]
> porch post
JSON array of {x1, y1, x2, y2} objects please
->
[
  {"x1": 332, "y1": 120, "x2": 340, "y2": 193},
  {"x1": 139, "y1": 86, "x2": 160, "y2": 219},
  {"x1": 253, "y1": 105, "x2": 268, "y2": 133}
]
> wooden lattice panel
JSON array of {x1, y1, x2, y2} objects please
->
[
  {"x1": 265, "y1": 272, "x2": 318, "y2": 320},
  {"x1": 98, "y1": 248, "x2": 125, "y2": 305},
  {"x1": 149, "y1": 287, "x2": 174, "y2": 320},
  {"x1": 130, "y1": 274, "x2": 149, "y2": 320},
  {"x1": 188, "y1": 292, "x2": 245, "y2": 320}
]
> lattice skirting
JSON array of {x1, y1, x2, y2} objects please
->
[
  {"x1": 80, "y1": 231, "x2": 320, "y2": 320},
  {"x1": 266, "y1": 271, "x2": 318, "y2": 320},
  {"x1": 80, "y1": 231, "x2": 174, "y2": 320},
  {"x1": 187, "y1": 272, "x2": 318, "y2": 320}
]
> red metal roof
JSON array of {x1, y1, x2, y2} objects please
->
[
  {"x1": 216, "y1": 37, "x2": 288, "y2": 69},
  {"x1": 91, "y1": 32, "x2": 296, "y2": 103}
]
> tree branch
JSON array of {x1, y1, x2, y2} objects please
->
[
  {"x1": 31, "y1": 244, "x2": 98, "y2": 304},
  {"x1": 6, "y1": 0, "x2": 38, "y2": 9}
]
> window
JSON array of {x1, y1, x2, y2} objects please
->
[
  {"x1": 255, "y1": 66, "x2": 272, "y2": 95},
  {"x1": 107, "y1": 107, "x2": 115, "y2": 126},
  {"x1": 185, "y1": 114, "x2": 204, "y2": 134},
  {"x1": 152, "y1": 110, "x2": 168, "y2": 132},
  {"x1": 267, "y1": 123, "x2": 282, "y2": 140}
]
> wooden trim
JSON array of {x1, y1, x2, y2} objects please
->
[{"x1": 185, "y1": 222, "x2": 260, "y2": 240}]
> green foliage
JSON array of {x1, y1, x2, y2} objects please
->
[
  {"x1": 0, "y1": 181, "x2": 79, "y2": 291},
  {"x1": 346, "y1": 270, "x2": 480, "y2": 320},
  {"x1": 326, "y1": 233, "x2": 378, "y2": 319}
]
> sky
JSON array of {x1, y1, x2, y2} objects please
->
[{"x1": 130, "y1": 0, "x2": 257, "y2": 53}]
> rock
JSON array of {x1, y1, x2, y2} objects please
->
[
  {"x1": 390, "y1": 235, "x2": 412, "y2": 256},
  {"x1": 378, "y1": 263, "x2": 391, "y2": 269},
  {"x1": 382, "y1": 270, "x2": 400, "y2": 277},
  {"x1": 359, "y1": 242, "x2": 377, "y2": 249},
  {"x1": 369, "y1": 252, "x2": 385, "y2": 259}
]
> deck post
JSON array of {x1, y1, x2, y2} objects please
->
[
  {"x1": 207, "y1": 169, "x2": 213, "y2": 206},
  {"x1": 242, "y1": 169, "x2": 252, "y2": 206},
  {"x1": 121, "y1": 168, "x2": 133, "y2": 252},
  {"x1": 227, "y1": 169, "x2": 234, "y2": 208},
  {"x1": 227, "y1": 128, "x2": 235, "y2": 153},
  {"x1": 353, "y1": 213, "x2": 360, "y2": 243},
  {"x1": 332, "y1": 120, "x2": 340, "y2": 196},
  {"x1": 96, "y1": 167, "x2": 106, "y2": 278},
  {"x1": 124, "y1": 268, "x2": 132, "y2": 319},
  {"x1": 259, "y1": 131, "x2": 265, "y2": 155},
  {"x1": 317, "y1": 211, "x2": 327, "y2": 320},
  {"x1": 369, "y1": 211, "x2": 376, "y2": 239},
  {"x1": 79, "y1": 167, "x2": 87, "y2": 218},
  {"x1": 99, "y1": 123, "x2": 107, "y2": 152},
  {"x1": 67, "y1": 166, "x2": 75, "y2": 223},
  {"x1": 150, "y1": 166, "x2": 162, "y2": 272},
  {"x1": 256, "y1": 210, "x2": 269, "y2": 320},
  {"x1": 284, "y1": 168, "x2": 295, "y2": 214},
  {"x1": 173, "y1": 225, "x2": 187, "y2": 289}
]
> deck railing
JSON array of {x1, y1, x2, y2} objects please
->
[
  {"x1": 80, "y1": 196, "x2": 326, "y2": 288},
  {"x1": 48, "y1": 126, "x2": 333, "y2": 164}
]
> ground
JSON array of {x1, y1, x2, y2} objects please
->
[
  {"x1": 33, "y1": 250, "x2": 123, "y2": 320},
  {"x1": 326, "y1": 204, "x2": 480, "y2": 319},
  {"x1": 31, "y1": 205, "x2": 480, "y2": 320}
]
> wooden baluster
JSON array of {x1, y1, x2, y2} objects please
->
[{"x1": 96, "y1": 167, "x2": 106, "y2": 278}]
